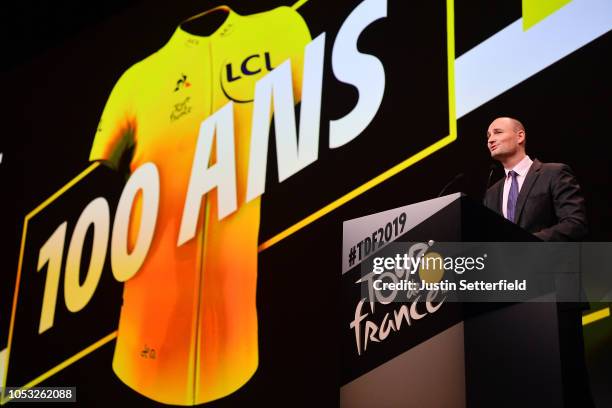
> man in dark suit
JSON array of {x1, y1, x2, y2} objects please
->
[
  {"x1": 483, "y1": 117, "x2": 593, "y2": 407},
  {"x1": 483, "y1": 117, "x2": 587, "y2": 241}
]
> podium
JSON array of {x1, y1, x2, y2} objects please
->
[{"x1": 340, "y1": 193, "x2": 564, "y2": 407}]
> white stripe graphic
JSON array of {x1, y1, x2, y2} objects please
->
[{"x1": 456, "y1": 0, "x2": 612, "y2": 118}]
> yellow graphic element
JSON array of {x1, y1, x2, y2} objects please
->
[
  {"x1": 418, "y1": 252, "x2": 445, "y2": 284},
  {"x1": 582, "y1": 307, "x2": 610, "y2": 326},
  {"x1": 1, "y1": 162, "x2": 100, "y2": 405},
  {"x1": 89, "y1": 5, "x2": 310, "y2": 405},
  {"x1": 522, "y1": 0, "x2": 572, "y2": 30},
  {"x1": 4, "y1": 0, "x2": 457, "y2": 403},
  {"x1": 292, "y1": 0, "x2": 310, "y2": 10}
]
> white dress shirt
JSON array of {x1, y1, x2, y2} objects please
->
[{"x1": 502, "y1": 155, "x2": 533, "y2": 219}]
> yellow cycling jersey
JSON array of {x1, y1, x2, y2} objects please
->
[{"x1": 90, "y1": 5, "x2": 310, "y2": 405}]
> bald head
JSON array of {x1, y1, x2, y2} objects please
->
[
  {"x1": 488, "y1": 117, "x2": 526, "y2": 139},
  {"x1": 507, "y1": 117, "x2": 525, "y2": 133},
  {"x1": 486, "y1": 117, "x2": 527, "y2": 167}
]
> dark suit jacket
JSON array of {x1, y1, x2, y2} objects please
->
[
  {"x1": 483, "y1": 159, "x2": 588, "y2": 242},
  {"x1": 484, "y1": 160, "x2": 591, "y2": 393}
]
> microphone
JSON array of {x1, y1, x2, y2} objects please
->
[
  {"x1": 437, "y1": 173, "x2": 464, "y2": 197},
  {"x1": 485, "y1": 163, "x2": 497, "y2": 191}
]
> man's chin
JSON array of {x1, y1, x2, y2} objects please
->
[{"x1": 490, "y1": 151, "x2": 504, "y2": 160}]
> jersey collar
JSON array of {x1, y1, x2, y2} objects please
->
[{"x1": 172, "y1": 5, "x2": 238, "y2": 47}]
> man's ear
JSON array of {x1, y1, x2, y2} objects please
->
[{"x1": 517, "y1": 130, "x2": 526, "y2": 146}]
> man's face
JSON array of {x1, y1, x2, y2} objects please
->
[{"x1": 486, "y1": 118, "x2": 523, "y2": 160}]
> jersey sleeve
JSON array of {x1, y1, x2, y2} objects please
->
[{"x1": 89, "y1": 67, "x2": 138, "y2": 170}]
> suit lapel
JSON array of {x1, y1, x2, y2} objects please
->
[{"x1": 514, "y1": 159, "x2": 542, "y2": 224}]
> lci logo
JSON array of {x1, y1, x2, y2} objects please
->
[
  {"x1": 222, "y1": 52, "x2": 275, "y2": 103},
  {"x1": 227, "y1": 52, "x2": 274, "y2": 80}
]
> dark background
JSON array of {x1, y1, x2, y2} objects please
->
[{"x1": 1, "y1": 0, "x2": 611, "y2": 406}]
